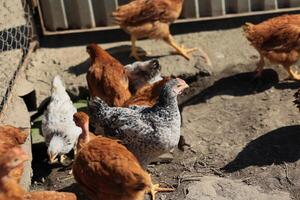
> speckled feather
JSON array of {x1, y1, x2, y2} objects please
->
[{"x1": 89, "y1": 79, "x2": 182, "y2": 166}]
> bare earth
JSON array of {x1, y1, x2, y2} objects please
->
[{"x1": 26, "y1": 28, "x2": 300, "y2": 200}]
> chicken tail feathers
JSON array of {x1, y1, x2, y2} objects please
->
[{"x1": 294, "y1": 89, "x2": 300, "y2": 111}]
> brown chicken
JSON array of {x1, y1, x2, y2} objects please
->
[
  {"x1": 86, "y1": 43, "x2": 132, "y2": 107},
  {"x1": 123, "y1": 77, "x2": 171, "y2": 107},
  {"x1": 72, "y1": 112, "x2": 174, "y2": 200},
  {"x1": 0, "y1": 147, "x2": 77, "y2": 200},
  {"x1": 244, "y1": 14, "x2": 300, "y2": 80},
  {"x1": 0, "y1": 125, "x2": 28, "y2": 184},
  {"x1": 113, "y1": 0, "x2": 211, "y2": 64}
]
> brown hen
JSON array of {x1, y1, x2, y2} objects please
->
[
  {"x1": 72, "y1": 112, "x2": 174, "y2": 200},
  {"x1": 244, "y1": 14, "x2": 300, "y2": 80},
  {"x1": 123, "y1": 77, "x2": 171, "y2": 107},
  {"x1": 0, "y1": 147, "x2": 76, "y2": 200},
  {"x1": 86, "y1": 43, "x2": 131, "y2": 107},
  {"x1": 113, "y1": 0, "x2": 211, "y2": 64},
  {"x1": 0, "y1": 125, "x2": 28, "y2": 183}
]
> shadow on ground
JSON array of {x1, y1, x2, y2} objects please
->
[
  {"x1": 31, "y1": 142, "x2": 52, "y2": 182},
  {"x1": 222, "y1": 125, "x2": 300, "y2": 172},
  {"x1": 180, "y1": 68, "x2": 279, "y2": 110}
]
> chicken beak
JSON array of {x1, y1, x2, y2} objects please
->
[
  {"x1": 48, "y1": 153, "x2": 58, "y2": 164},
  {"x1": 178, "y1": 82, "x2": 189, "y2": 94},
  {"x1": 181, "y1": 82, "x2": 189, "y2": 90}
]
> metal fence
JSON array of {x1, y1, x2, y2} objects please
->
[
  {"x1": 37, "y1": 0, "x2": 300, "y2": 35},
  {"x1": 0, "y1": 0, "x2": 34, "y2": 114}
]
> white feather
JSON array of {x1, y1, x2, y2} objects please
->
[{"x1": 42, "y1": 75, "x2": 81, "y2": 157}]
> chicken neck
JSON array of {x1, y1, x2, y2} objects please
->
[{"x1": 77, "y1": 122, "x2": 90, "y2": 151}]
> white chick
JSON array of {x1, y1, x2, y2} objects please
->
[{"x1": 42, "y1": 75, "x2": 81, "y2": 164}]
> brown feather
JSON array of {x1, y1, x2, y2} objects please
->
[
  {"x1": 86, "y1": 44, "x2": 131, "y2": 107},
  {"x1": 123, "y1": 77, "x2": 171, "y2": 107},
  {"x1": 243, "y1": 14, "x2": 300, "y2": 65}
]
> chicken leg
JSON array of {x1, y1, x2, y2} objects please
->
[
  {"x1": 254, "y1": 53, "x2": 265, "y2": 77},
  {"x1": 149, "y1": 183, "x2": 174, "y2": 200},
  {"x1": 130, "y1": 35, "x2": 146, "y2": 60},
  {"x1": 284, "y1": 64, "x2": 300, "y2": 80},
  {"x1": 164, "y1": 34, "x2": 211, "y2": 65}
]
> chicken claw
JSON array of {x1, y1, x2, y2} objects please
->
[
  {"x1": 60, "y1": 154, "x2": 68, "y2": 165},
  {"x1": 284, "y1": 65, "x2": 300, "y2": 81},
  {"x1": 170, "y1": 46, "x2": 198, "y2": 60},
  {"x1": 130, "y1": 35, "x2": 147, "y2": 60},
  {"x1": 164, "y1": 34, "x2": 211, "y2": 65},
  {"x1": 149, "y1": 183, "x2": 174, "y2": 200},
  {"x1": 129, "y1": 50, "x2": 147, "y2": 61}
]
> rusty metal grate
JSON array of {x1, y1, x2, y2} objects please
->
[{"x1": 36, "y1": 0, "x2": 300, "y2": 35}]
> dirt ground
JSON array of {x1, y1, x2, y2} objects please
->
[{"x1": 26, "y1": 27, "x2": 300, "y2": 199}]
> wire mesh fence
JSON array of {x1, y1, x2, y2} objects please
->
[{"x1": 0, "y1": 0, "x2": 34, "y2": 114}]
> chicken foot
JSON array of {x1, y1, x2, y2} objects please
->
[
  {"x1": 284, "y1": 65, "x2": 300, "y2": 81},
  {"x1": 130, "y1": 36, "x2": 147, "y2": 60},
  {"x1": 149, "y1": 183, "x2": 174, "y2": 200},
  {"x1": 164, "y1": 35, "x2": 211, "y2": 65},
  {"x1": 60, "y1": 154, "x2": 68, "y2": 165}
]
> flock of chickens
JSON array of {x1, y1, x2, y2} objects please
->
[{"x1": 2, "y1": 0, "x2": 300, "y2": 199}]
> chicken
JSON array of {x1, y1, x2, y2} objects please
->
[
  {"x1": 0, "y1": 125, "x2": 28, "y2": 183},
  {"x1": 86, "y1": 43, "x2": 131, "y2": 107},
  {"x1": 0, "y1": 147, "x2": 76, "y2": 200},
  {"x1": 88, "y1": 78, "x2": 189, "y2": 166},
  {"x1": 42, "y1": 75, "x2": 81, "y2": 164},
  {"x1": 243, "y1": 14, "x2": 300, "y2": 80},
  {"x1": 124, "y1": 59, "x2": 162, "y2": 93},
  {"x1": 86, "y1": 44, "x2": 162, "y2": 106},
  {"x1": 123, "y1": 77, "x2": 171, "y2": 107},
  {"x1": 0, "y1": 147, "x2": 28, "y2": 200},
  {"x1": 113, "y1": 0, "x2": 211, "y2": 64},
  {"x1": 72, "y1": 112, "x2": 174, "y2": 200}
]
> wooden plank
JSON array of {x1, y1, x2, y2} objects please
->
[
  {"x1": 39, "y1": 7, "x2": 300, "y2": 35},
  {"x1": 64, "y1": 0, "x2": 96, "y2": 29},
  {"x1": 181, "y1": 0, "x2": 199, "y2": 18},
  {"x1": 211, "y1": 0, "x2": 226, "y2": 16},
  {"x1": 289, "y1": 0, "x2": 300, "y2": 7},
  {"x1": 226, "y1": 0, "x2": 251, "y2": 13},
  {"x1": 92, "y1": 0, "x2": 118, "y2": 26},
  {"x1": 264, "y1": 0, "x2": 278, "y2": 10},
  {"x1": 39, "y1": 0, "x2": 68, "y2": 31}
]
